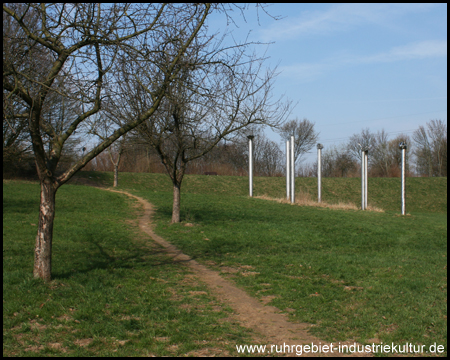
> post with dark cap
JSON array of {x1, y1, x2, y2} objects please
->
[
  {"x1": 364, "y1": 149, "x2": 368, "y2": 209},
  {"x1": 360, "y1": 147, "x2": 369, "y2": 210},
  {"x1": 286, "y1": 139, "x2": 290, "y2": 200},
  {"x1": 317, "y1": 143, "x2": 324, "y2": 203},
  {"x1": 248, "y1": 134, "x2": 255, "y2": 197},
  {"x1": 399, "y1": 142, "x2": 407, "y2": 215},
  {"x1": 361, "y1": 148, "x2": 365, "y2": 210}
]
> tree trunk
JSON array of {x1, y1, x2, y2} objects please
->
[
  {"x1": 33, "y1": 179, "x2": 57, "y2": 282},
  {"x1": 113, "y1": 165, "x2": 119, "y2": 187},
  {"x1": 172, "y1": 182, "x2": 181, "y2": 223}
]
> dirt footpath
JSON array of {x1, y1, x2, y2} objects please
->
[{"x1": 105, "y1": 188, "x2": 371, "y2": 357}]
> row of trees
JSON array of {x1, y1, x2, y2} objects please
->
[
  {"x1": 84, "y1": 118, "x2": 446, "y2": 178},
  {"x1": 5, "y1": 111, "x2": 446, "y2": 182},
  {"x1": 84, "y1": 119, "x2": 316, "y2": 178},
  {"x1": 321, "y1": 120, "x2": 446, "y2": 178}
]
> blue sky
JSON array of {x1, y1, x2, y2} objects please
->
[{"x1": 210, "y1": 3, "x2": 447, "y2": 164}]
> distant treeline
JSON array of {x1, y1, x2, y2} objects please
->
[
  {"x1": 4, "y1": 119, "x2": 447, "y2": 179},
  {"x1": 82, "y1": 119, "x2": 447, "y2": 178}
]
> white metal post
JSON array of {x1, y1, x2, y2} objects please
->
[
  {"x1": 399, "y1": 142, "x2": 407, "y2": 215},
  {"x1": 317, "y1": 143, "x2": 323, "y2": 203},
  {"x1": 248, "y1": 135, "x2": 254, "y2": 197},
  {"x1": 286, "y1": 140, "x2": 290, "y2": 200},
  {"x1": 364, "y1": 150, "x2": 368, "y2": 209},
  {"x1": 290, "y1": 135, "x2": 295, "y2": 203},
  {"x1": 361, "y1": 149, "x2": 365, "y2": 210}
]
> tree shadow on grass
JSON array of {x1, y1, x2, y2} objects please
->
[
  {"x1": 156, "y1": 199, "x2": 302, "y2": 225},
  {"x1": 3, "y1": 197, "x2": 39, "y2": 215},
  {"x1": 52, "y1": 236, "x2": 195, "y2": 281}
]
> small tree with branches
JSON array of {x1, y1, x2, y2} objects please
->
[
  {"x1": 129, "y1": 45, "x2": 291, "y2": 222},
  {"x1": 277, "y1": 118, "x2": 319, "y2": 165}
]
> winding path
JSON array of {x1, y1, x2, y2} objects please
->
[{"x1": 104, "y1": 188, "x2": 371, "y2": 357}]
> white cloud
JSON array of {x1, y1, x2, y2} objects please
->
[
  {"x1": 260, "y1": 3, "x2": 438, "y2": 42},
  {"x1": 279, "y1": 40, "x2": 447, "y2": 82},
  {"x1": 356, "y1": 40, "x2": 447, "y2": 63},
  {"x1": 278, "y1": 62, "x2": 331, "y2": 82}
]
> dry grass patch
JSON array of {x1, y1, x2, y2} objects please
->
[
  {"x1": 260, "y1": 295, "x2": 278, "y2": 305},
  {"x1": 241, "y1": 271, "x2": 260, "y2": 276},
  {"x1": 239, "y1": 265, "x2": 255, "y2": 270},
  {"x1": 256, "y1": 193, "x2": 384, "y2": 212},
  {"x1": 74, "y1": 338, "x2": 93, "y2": 347},
  {"x1": 220, "y1": 266, "x2": 239, "y2": 274},
  {"x1": 189, "y1": 290, "x2": 208, "y2": 296},
  {"x1": 47, "y1": 342, "x2": 68, "y2": 352}
]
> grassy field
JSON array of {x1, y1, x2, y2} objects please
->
[
  {"x1": 4, "y1": 172, "x2": 447, "y2": 356},
  {"x1": 78, "y1": 171, "x2": 447, "y2": 354},
  {"x1": 72, "y1": 171, "x2": 447, "y2": 214},
  {"x1": 3, "y1": 181, "x2": 255, "y2": 356}
]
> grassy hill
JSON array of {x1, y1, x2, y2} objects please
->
[{"x1": 72, "y1": 171, "x2": 447, "y2": 214}]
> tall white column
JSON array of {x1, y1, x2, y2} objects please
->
[
  {"x1": 286, "y1": 140, "x2": 290, "y2": 200},
  {"x1": 317, "y1": 143, "x2": 323, "y2": 203},
  {"x1": 248, "y1": 135, "x2": 254, "y2": 197},
  {"x1": 361, "y1": 149, "x2": 365, "y2": 210},
  {"x1": 364, "y1": 150, "x2": 368, "y2": 209},
  {"x1": 290, "y1": 135, "x2": 295, "y2": 204},
  {"x1": 399, "y1": 142, "x2": 407, "y2": 215}
]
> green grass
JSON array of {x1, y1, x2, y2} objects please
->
[
  {"x1": 4, "y1": 172, "x2": 448, "y2": 356},
  {"x1": 3, "y1": 181, "x2": 254, "y2": 356},
  {"x1": 74, "y1": 171, "x2": 447, "y2": 355},
  {"x1": 125, "y1": 190, "x2": 447, "y2": 354},
  {"x1": 73, "y1": 170, "x2": 447, "y2": 214}
]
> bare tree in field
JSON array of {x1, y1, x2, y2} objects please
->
[
  {"x1": 277, "y1": 118, "x2": 319, "y2": 163},
  {"x1": 87, "y1": 112, "x2": 128, "y2": 187},
  {"x1": 370, "y1": 131, "x2": 411, "y2": 177},
  {"x1": 253, "y1": 133, "x2": 284, "y2": 177},
  {"x1": 86, "y1": 93, "x2": 139, "y2": 187},
  {"x1": 346, "y1": 128, "x2": 377, "y2": 164},
  {"x1": 129, "y1": 40, "x2": 291, "y2": 222},
  {"x1": 413, "y1": 119, "x2": 447, "y2": 177},
  {"x1": 388, "y1": 134, "x2": 412, "y2": 176},
  {"x1": 369, "y1": 129, "x2": 390, "y2": 177},
  {"x1": 3, "y1": 3, "x2": 252, "y2": 281},
  {"x1": 321, "y1": 145, "x2": 357, "y2": 177}
]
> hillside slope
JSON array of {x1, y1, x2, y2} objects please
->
[{"x1": 71, "y1": 171, "x2": 447, "y2": 214}]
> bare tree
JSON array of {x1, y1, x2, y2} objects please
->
[
  {"x1": 388, "y1": 134, "x2": 412, "y2": 176},
  {"x1": 3, "y1": 3, "x2": 235, "y2": 281},
  {"x1": 246, "y1": 131, "x2": 284, "y2": 177},
  {"x1": 413, "y1": 119, "x2": 447, "y2": 177},
  {"x1": 369, "y1": 130, "x2": 410, "y2": 177},
  {"x1": 254, "y1": 137, "x2": 284, "y2": 177},
  {"x1": 346, "y1": 128, "x2": 377, "y2": 164},
  {"x1": 205, "y1": 140, "x2": 248, "y2": 176},
  {"x1": 369, "y1": 129, "x2": 391, "y2": 177},
  {"x1": 321, "y1": 146, "x2": 338, "y2": 178},
  {"x1": 130, "y1": 43, "x2": 291, "y2": 222},
  {"x1": 87, "y1": 111, "x2": 128, "y2": 187},
  {"x1": 321, "y1": 145, "x2": 357, "y2": 177},
  {"x1": 370, "y1": 132, "x2": 412, "y2": 177},
  {"x1": 277, "y1": 118, "x2": 319, "y2": 163}
]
